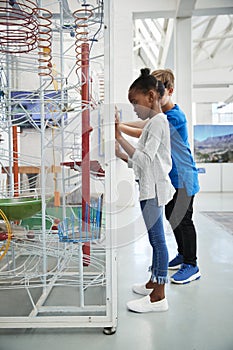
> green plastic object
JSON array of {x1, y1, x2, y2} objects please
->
[
  {"x1": 0, "y1": 197, "x2": 43, "y2": 221},
  {"x1": 21, "y1": 213, "x2": 53, "y2": 230}
]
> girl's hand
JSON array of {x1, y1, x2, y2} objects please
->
[
  {"x1": 115, "y1": 121, "x2": 122, "y2": 140},
  {"x1": 115, "y1": 111, "x2": 122, "y2": 140},
  {"x1": 115, "y1": 140, "x2": 128, "y2": 163},
  {"x1": 115, "y1": 141, "x2": 121, "y2": 157},
  {"x1": 115, "y1": 106, "x2": 120, "y2": 124}
]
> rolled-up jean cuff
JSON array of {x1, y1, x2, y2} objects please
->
[
  {"x1": 151, "y1": 275, "x2": 169, "y2": 284},
  {"x1": 149, "y1": 266, "x2": 168, "y2": 284}
]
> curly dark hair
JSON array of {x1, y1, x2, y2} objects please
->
[{"x1": 129, "y1": 68, "x2": 165, "y2": 98}]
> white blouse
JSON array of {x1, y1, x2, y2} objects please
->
[{"x1": 128, "y1": 113, "x2": 175, "y2": 206}]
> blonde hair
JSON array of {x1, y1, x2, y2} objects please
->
[{"x1": 151, "y1": 69, "x2": 175, "y2": 89}]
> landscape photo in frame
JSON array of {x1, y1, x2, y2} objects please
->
[{"x1": 194, "y1": 125, "x2": 233, "y2": 163}]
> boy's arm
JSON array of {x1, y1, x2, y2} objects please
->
[
  {"x1": 123, "y1": 119, "x2": 148, "y2": 129},
  {"x1": 118, "y1": 119, "x2": 149, "y2": 138},
  {"x1": 118, "y1": 123, "x2": 142, "y2": 138},
  {"x1": 115, "y1": 106, "x2": 147, "y2": 138}
]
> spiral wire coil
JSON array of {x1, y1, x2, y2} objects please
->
[
  {"x1": 73, "y1": 6, "x2": 93, "y2": 74},
  {"x1": 35, "y1": 7, "x2": 52, "y2": 79},
  {"x1": 0, "y1": 0, "x2": 38, "y2": 54},
  {"x1": 0, "y1": 0, "x2": 53, "y2": 79}
]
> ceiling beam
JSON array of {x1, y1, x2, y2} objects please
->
[
  {"x1": 133, "y1": 11, "x2": 175, "y2": 20},
  {"x1": 134, "y1": 20, "x2": 158, "y2": 67},
  {"x1": 225, "y1": 93, "x2": 233, "y2": 104},
  {"x1": 210, "y1": 17, "x2": 233, "y2": 58},
  {"x1": 194, "y1": 83, "x2": 232, "y2": 88},
  {"x1": 142, "y1": 19, "x2": 160, "y2": 50},
  {"x1": 133, "y1": 2, "x2": 233, "y2": 20},
  {"x1": 176, "y1": 0, "x2": 197, "y2": 17},
  {"x1": 194, "y1": 34, "x2": 233, "y2": 42},
  {"x1": 157, "y1": 19, "x2": 174, "y2": 68},
  {"x1": 194, "y1": 7, "x2": 233, "y2": 16},
  {"x1": 194, "y1": 16, "x2": 217, "y2": 61}
]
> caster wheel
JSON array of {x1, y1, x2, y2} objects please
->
[{"x1": 103, "y1": 326, "x2": 116, "y2": 335}]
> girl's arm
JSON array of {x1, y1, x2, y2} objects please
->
[
  {"x1": 115, "y1": 141, "x2": 128, "y2": 163},
  {"x1": 116, "y1": 134, "x2": 135, "y2": 158},
  {"x1": 115, "y1": 119, "x2": 135, "y2": 159}
]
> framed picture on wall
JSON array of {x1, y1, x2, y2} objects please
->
[{"x1": 194, "y1": 125, "x2": 233, "y2": 163}]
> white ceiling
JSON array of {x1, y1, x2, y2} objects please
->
[
  {"x1": 132, "y1": 0, "x2": 233, "y2": 105},
  {"x1": 42, "y1": 0, "x2": 233, "y2": 105},
  {"x1": 1, "y1": 0, "x2": 233, "y2": 105}
]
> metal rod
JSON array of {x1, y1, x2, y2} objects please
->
[
  {"x1": 12, "y1": 126, "x2": 19, "y2": 197},
  {"x1": 6, "y1": 53, "x2": 14, "y2": 197},
  {"x1": 78, "y1": 243, "x2": 84, "y2": 308},
  {"x1": 37, "y1": 1, "x2": 47, "y2": 292},
  {"x1": 81, "y1": 42, "x2": 91, "y2": 265},
  {"x1": 60, "y1": 0, "x2": 66, "y2": 219}
]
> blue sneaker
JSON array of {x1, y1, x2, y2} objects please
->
[
  {"x1": 168, "y1": 253, "x2": 184, "y2": 270},
  {"x1": 170, "y1": 264, "x2": 201, "y2": 284}
]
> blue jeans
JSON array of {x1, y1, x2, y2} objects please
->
[{"x1": 140, "y1": 198, "x2": 168, "y2": 284}]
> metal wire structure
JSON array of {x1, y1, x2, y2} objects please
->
[
  {"x1": 58, "y1": 194, "x2": 103, "y2": 243},
  {"x1": 73, "y1": 6, "x2": 93, "y2": 73},
  {"x1": 0, "y1": 237, "x2": 106, "y2": 289},
  {"x1": 0, "y1": 208, "x2": 12, "y2": 260},
  {"x1": 0, "y1": 0, "x2": 38, "y2": 54},
  {"x1": 35, "y1": 6, "x2": 53, "y2": 78},
  {"x1": 0, "y1": 0, "x2": 53, "y2": 79},
  {"x1": 0, "y1": 0, "x2": 117, "y2": 333}
]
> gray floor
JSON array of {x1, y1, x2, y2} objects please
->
[{"x1": 1, "y1": 192, "x2": 233, "y2": 350}]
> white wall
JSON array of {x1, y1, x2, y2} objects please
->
[
  {"x1": 195, "y1": 103, "x2": 213, "y2": 124},
  {"x1": 194, "y1": 99, "x2": 233, "y2": 193},
  {"x1": 198, "y1": 163, "x2": 233, "y2": 192}
]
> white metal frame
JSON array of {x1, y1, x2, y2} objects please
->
[{"x1": 0, "y1": 0, "x2": 117, "y2": 334}]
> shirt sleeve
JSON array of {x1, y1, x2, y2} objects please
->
[
  {"x1": 128, "y1": 158, "x2": 133, "y2": 168},
  {"x1": 131, "y1": 117, "x2": 164, "y2": 169}
]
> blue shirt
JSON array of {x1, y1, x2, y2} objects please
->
[{"x1": 165, "y1": 104, "x2": 200, "y2": 196}]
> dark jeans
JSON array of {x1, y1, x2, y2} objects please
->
[{"x1": 165, "y1": 188, "x2": 197, "y2": 266}]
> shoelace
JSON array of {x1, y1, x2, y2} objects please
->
[{"x1": 176, "y1": 264, "x2": 192, "y2": 274}]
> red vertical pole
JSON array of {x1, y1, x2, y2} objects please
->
[
  {"x1": 81, "y1": 42, "x2": 91, "y2": 265},
  {"x1": 12, "y1": 126, "x2": 19, "y2": 197}
]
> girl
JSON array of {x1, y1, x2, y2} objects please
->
[
  {"x1": 117, "y1": 68, "x2": 201, "y2": 284},
  {"x1": 115, "y1": 68, "x2": 175, "y2": 312}
]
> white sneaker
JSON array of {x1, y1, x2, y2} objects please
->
[
  {"x1": 127, "y1": 295, "x2": 168, "y2": 313},
  {"x1": 132, "y1": 284, "x2": 153, "y2": 296}
]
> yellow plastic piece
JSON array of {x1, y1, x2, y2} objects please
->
[{"x1": 0, "y1": 209, "x2": 12, "y2": 260}]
